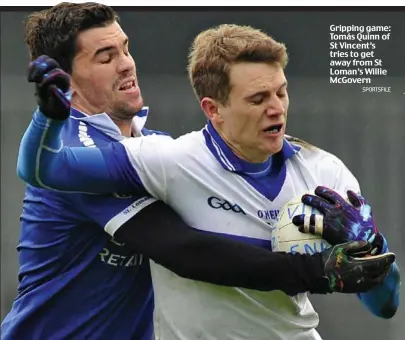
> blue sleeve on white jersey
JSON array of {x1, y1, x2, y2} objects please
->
[
  {"x1": 357, "y1": 235, "x2": 400, "y2": 318},
  {"x1": 17, "y1": 109, "x2": 145, "y2": 194}
]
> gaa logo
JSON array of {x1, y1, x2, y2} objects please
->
[{"x1": 207, "y1": 196, "x2": 246, "y2": 215}]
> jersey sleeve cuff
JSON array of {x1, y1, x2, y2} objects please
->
[{"x1": 104, "y1": 196, "x2": 158, "y2": 236}]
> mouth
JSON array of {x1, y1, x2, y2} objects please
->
[
  {"x1": 118, "y1": 79, "x2": 137, "y2": 92},
  {"x1": 263, "y1": 123, "x2": 284, "y2": 135}
]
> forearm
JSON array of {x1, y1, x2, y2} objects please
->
[
  {"x1": 17, "y1": 109, "x2": 64, "y2": 187},
  {"x1": 115, "y1": 201, "x2": 330, "y2": 295},
  {"x1": 17, "y1": 109, "x2": 129, "y2": 194},
  {"x1": 357, "y1": 235, "x2": 400, "y2": 318}
]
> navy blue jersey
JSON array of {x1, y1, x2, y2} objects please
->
[{"x1": 2, "y1": 108, "x2": 158, "y2": 340}]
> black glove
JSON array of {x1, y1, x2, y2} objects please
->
[
  {"x1": 27, "y1": 55, "x2": 71, "y2": 120},
  {"x1": 316, "y1": 240, "x2": 395, "y2": 294}
]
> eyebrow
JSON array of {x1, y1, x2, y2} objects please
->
[
  {"x1": 246, "y1": 81, "x2": 288, "y2": 99},
  {"x1": 94, "y1": 37, "x2": 129, "y2": 57}
]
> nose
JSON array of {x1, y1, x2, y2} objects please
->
[
  {"x1": 265, "y1": 95, "x2": 286, "y2": 117},
  {"x1": 117, "y1": 53, "x2": 135, "y2": 74}
]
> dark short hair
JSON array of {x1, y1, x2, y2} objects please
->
[{"x1": 24, "y1": 2, "x2": 119, "y2": 73}]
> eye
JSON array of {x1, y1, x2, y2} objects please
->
[
  {"x1": 99, "y1": 54, "x2": 113, "y2": 64},
  {"x1": 277, "y1": 92, "x2": 287, "y2": 98},
  {"x1": 251, "y1": 97, "x2": 264, "y2": 105}
]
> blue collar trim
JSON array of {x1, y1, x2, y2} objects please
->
[
  {"x1": 203, "y1": 120, "x2": 300, "y2": 174},
  {"x1": 69, "y1": 107, "x2": 150, "y2": 140}
]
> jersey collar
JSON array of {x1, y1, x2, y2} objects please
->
[
  {"x1": 69, "y1": 107, "x2": 150, "y2": 141},
  {"x1": 203, "y1": 120, "x2": 300, "y2": 174}
]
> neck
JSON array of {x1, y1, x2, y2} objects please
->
[
  {"x1": 111, "y1": 118, "x2": 133, "y2": 137},
  {"x1": 72, "y1": 102, "x2": 133, "y2": 138},
  {"x1": 216, "y1": 129, "x2": 269, "y2": 163}
]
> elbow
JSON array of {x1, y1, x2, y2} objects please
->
[
  {"x1": 367, "y1": 287, "x2": 400, "y2": 319},
  {"x1": 377, "y1": 289, "x2": 400, "y2": 319},
  {"x1": 16, "y1": 156, "x2": 50, "y2": 189},
  {"x1": 17, "y1": 167, "x2": 42, "y2": 188},
  {"x1": 16, "y1": 139, "x2": 42, "y2": 187},
  {"x1": 374, "y1": 303, "x2": 398, "y2": 319},
  {"x1": 16, "y1": 160, "x2": 38, "y2": 187},
  {"x1": 382, "y1": 308, "x2": 398, "y2": 320},
  {"x1": 373, "y1": 258, "x2": 401, "y2": 320}
]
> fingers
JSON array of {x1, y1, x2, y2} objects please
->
[
  {"x1": 342, "y1": 240, "x2": 371, "y2": 256},
  {"x1": 346, "y1": 251, "x2": 394, "y2": 293},
  {"x1": 28, "y1": 55, "x2": 61, "y2": 83},
  {"x1": 368, "y1": 271, "x2": 390, "y2": 286},
  {"x1": 315, "y1": 186, "x2": 348, "y2": 207},
  {"x1": 48, "y1": 86, "x2": 71, "y2": 112},
  {"x1": 350, "y1": 272, "x2": 388, "y2": 293},
  {"x1": 35, "y1": 67, "x2": 70, "y2": 114},
  {"x1": 362, "y1": 264, "x2": 391, "y2": 282},
  {"x1": 347, "y1": 190, "x2": 366, "y2": 208},
  {"x1": 353, "y1": 251, "x2": 396, "y2": 266},
  {"x1": 292, "y1": 215, "x2": 305, "y2": 227},
  {"x1": 292, "y1": 214, "x2": 324, "y2": 236},
  {"x1": 301, "y1": 195, "x2": 333, "y2": 214},
  {"x1": 351, "y1": 252, "x2": 395, "y2": 284},
  {"x1": 40, "y1": 68, "x2": 70, "y2": 93}
]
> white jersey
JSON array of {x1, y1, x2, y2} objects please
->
[{"x1": 120, "y1": 123, "x2": 360, "y2": 340}]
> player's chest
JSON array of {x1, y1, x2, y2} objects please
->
[{"x1": 166, "y1": 162, "x2": 312, "y2": 239}]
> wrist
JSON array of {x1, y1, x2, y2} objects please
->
[
  {"x1": 308, "y1": 253, "x2": 333, "y2": 294},
  {"x1": 34, "y1": 108, "x2": 64, "y2": 125},
  {"x1": 36, "y1": 105, "x2": 70, "y2": 122}
]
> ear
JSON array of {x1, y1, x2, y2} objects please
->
[{"x1": 201, "y1": 97, "x2": 224, "y2": 124}]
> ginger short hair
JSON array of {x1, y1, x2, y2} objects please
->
[
  {"x1": 187, "y1": 24, "x2": 288, "y2": 105},
  {"x1": 24, "y1": 2, "x2": 118, "y2": 74}
]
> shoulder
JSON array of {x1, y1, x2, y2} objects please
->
[
  {"x1": 141, "y1": 127, "x2": 171, "y2": 137},
  {"x1": 288, "y1": 135, "x2": 346, "y2": 170},
  {"x1": 62, "y1": 117, "x2": 110, "y2": 147},
  {"x1": 289, "y1": 136, "x2": 360, "y2": 192},
  {"x1": 121, "y1": 130, "x2": 204, "y2": 160}
]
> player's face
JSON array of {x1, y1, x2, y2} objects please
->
[
  {"x1": 212, "y1": 62, "x2": 288, "y2": 162},
  {"x1": 70, "y1": 21, "x2": 143, "y2": 118}
]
